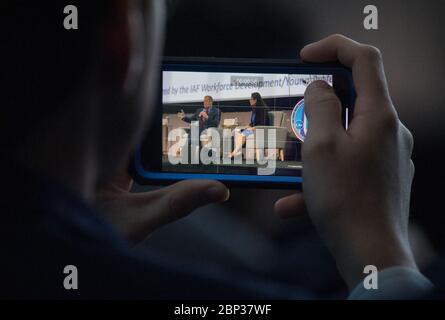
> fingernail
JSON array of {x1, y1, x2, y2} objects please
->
[
  {"x1": 206, "y1": 185, "x2": 230, "y2": 202},
  {"x1": 223, "y1": 188, "x2": 230, "y2": 201},
  {"x1": 308, "y1": 80, "x2": 330, "y2": 90}
]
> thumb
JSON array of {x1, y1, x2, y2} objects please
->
[
  {"x1": 274, "y1": 193, "x2": 307, "y2": 219},
  {"x1": 304, "y1": 80, "x2": 344, "y2": 137},
  {"x1": 121, "y1": 180, "x2": 229, "y2": 243},
  {"x1": 161, "y1": 179, "x2": 230, "y2": 220},
  {"x1": 136, "y1": 179, "x2": 229, "y2": 230}
]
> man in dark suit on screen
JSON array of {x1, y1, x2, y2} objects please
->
[{"x1": 178, "y1": 95, "x2": 221, "y2": 133}]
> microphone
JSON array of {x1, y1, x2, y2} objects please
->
[{"x1": 200, "y1": 108, "x2": 207, "y2": 119}]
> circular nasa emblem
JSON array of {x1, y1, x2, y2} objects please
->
[{"x1": 291, "y1": 99, "x2": 308, "y2": 142}]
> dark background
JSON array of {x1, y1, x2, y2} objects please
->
[{"x1": 136, "y1": 0, "x2": 445, "y2": 297}]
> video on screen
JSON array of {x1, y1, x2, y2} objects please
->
[{"x1": 161, "y1": 71, "x2": 336, "y2": 176}]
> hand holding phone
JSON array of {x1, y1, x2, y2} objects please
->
[
  {"x1": 274, "y1": 35, "x2": 416, "y2": 290},
  {"x1": 97, "y1": 165, "x2": 229, "y2": 243}
]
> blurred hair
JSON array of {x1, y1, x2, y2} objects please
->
[{"x1": 251, "y1": 92, "x2": 267, "y2": 108}]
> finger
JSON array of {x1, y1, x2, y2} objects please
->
[
  {"x1": 274, "y1": 193, "x2": 306, "y2": 219},
  {"x1": 163, "y1": 179, "x2": 230, "y2": 218},
  {"x1": 400, "y1": 122, "x2": 414, "y2": 157},
  {"x1": 304, "y1": 80, "x2": 344, "y2": 136},
  {"x1": 301, "y1": 34, "x2": 393, "y2": 115},
  {"x1": 132, "y1": 179, "x2": 230, "y2": 230}
]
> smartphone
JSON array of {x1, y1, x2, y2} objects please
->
[{"x1": 130, "y1": 58, "x2": 355, "y2": 189}]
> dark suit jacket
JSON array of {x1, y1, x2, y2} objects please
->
[{"x1": 183, "y1": 107, "x2": 221, "y2": 132}]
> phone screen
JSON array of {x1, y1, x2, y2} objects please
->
[
  {"x1": 132, "y1": 60, "x2": 354, "y2": 187},
  {"x1": 160, "y1": 70, "x2": 343, "y2": 178}
]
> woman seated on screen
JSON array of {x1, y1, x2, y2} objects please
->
[{"x1": 229, "y1": 92, "x2": 270, "y2": 158}]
